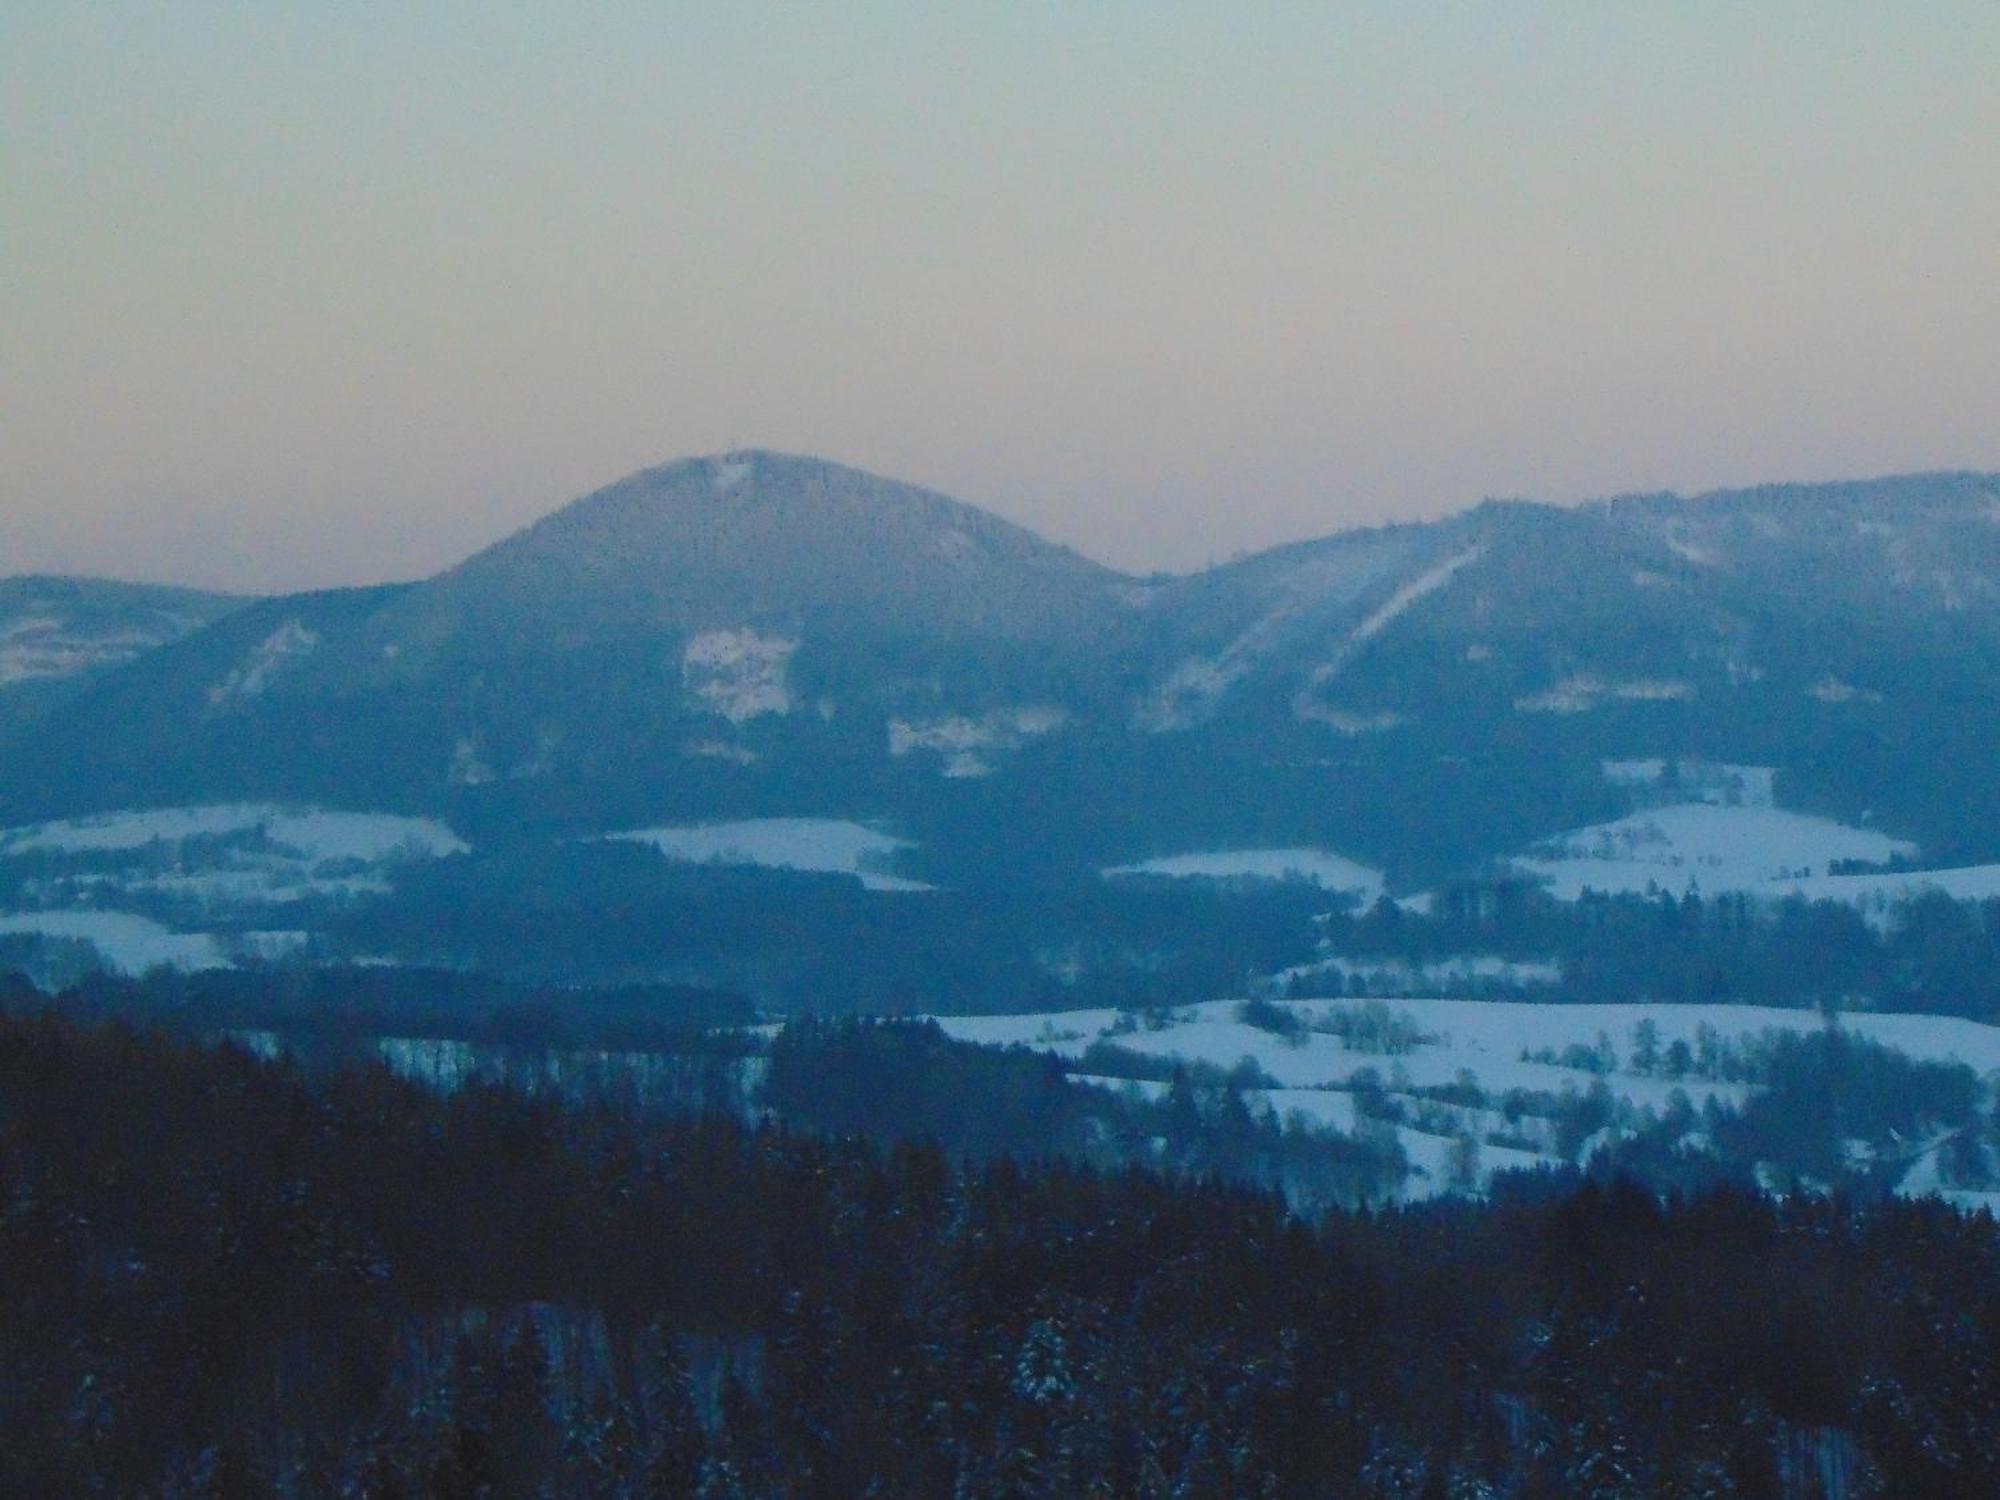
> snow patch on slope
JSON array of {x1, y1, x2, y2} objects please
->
[
  {"x1": 0, "y1": 808, "x2": 468, "y2": 946},
  {"x1": 1516, "y1": 675, "x2": 1694, "y2": 713},
  {"x1": 208, "y1": 620, "x2": 317, "y2": 707},
  {"x1": 1137, "y1": 656, "x2": 1237, "y2": 733},
  {"x1": 0, "y1": 616, "x2": 169, "y2": 686},
  {"x1": 1294, "y1": 705, "x2": 1407, "y2": 735},
  {"x1": 1292, "y1": 546, "x2": 1482, "y2": 724},
  {"x1": 0, "y1": 910, "x2": 227, "y2": 974},
  {"x1": 685, "y1": 739, "x2": 759, "y2": 766},
  {"x1": 1105, "y1": 848, "x2": 1384, "y2": 900},
  {"x1": 682, "y1": 629, "x2": 797, "y2": 723},
  {"x1": 1352, "y1": 545, "x2": 1483, "y2": 643},
  {"x1": 1665, "y1": 535, "x2": 1717, "y2": 567},
  {"x1": 1767, "y1": 863, "x2": 2000, "y2": 912},
  {"x1": 1141, "y1": 538, "x2": 1455, "y2": 733},
  {"x1": 889, "y1": 706, "x2": 1067, "y2": 778},
  {"x1": 1512, "y1": 804, "x2": 1916, "y2": 900},
  {"x1": 0, "y1": 806, "x2": 467, "y2": 863},
  {"x1": 448, "y1": 738, "x2": 497, "y2": 787},
  {"x1": 610, "y1": 818, "x2": 930, "y2": 891},
  {"x1": 1808, "y1": 676, "x2": 1883, "y2": 705}
]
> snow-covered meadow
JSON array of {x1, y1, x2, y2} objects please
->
[
  {"x1": 0, "y1": 805, "x2": 465, "y2": 864},
  {"x1": 0, "y1": 804, "x2": 467, "y2": 976},
  {"x1": 1502, "y1": 798, "x2": 2000, "y2": 913},
  {"x1": 937, "y1": 997, "x2": 2000, "y2": 1202},
  {"x1": 610, "y1": 818, "x2": 931, "y2": 891},
  {"x1": 1511, "y1": 804, "x2": 1914, "y2": 901},
  {"x1": 1089, "y1": 767, "x2": 1999, "y2": 921},
  {"x1": 1104, "y1": 849, "x2": 1385, "y2": 901}
]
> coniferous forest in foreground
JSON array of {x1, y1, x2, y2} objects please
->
[{"x1": 2, "y1": 1010, "x2": 1996, "y2": 1498}]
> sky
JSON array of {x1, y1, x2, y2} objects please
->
[{"x1": 4, "y1": 3, "x2": 1999, "y2": 592}]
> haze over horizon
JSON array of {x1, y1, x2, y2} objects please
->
[{"x1": 6, "y1": 3, "x2": 1999, "y2": 593}]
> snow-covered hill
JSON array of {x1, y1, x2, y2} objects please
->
[
  {"x1": 0, "y1": 804, "x2": 468, "y2": 979},
  {"x1": 938, "y1": 997, "x2": 2000, "y2": 1201},
  {"x1": 11, "y1": 460, "x2": 2000, "y2": 896},
  {"x1": 1511, "y1": 803, "x2": 1917, "y2": 900}
]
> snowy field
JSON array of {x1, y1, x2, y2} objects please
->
[
  {"x1": 936, "y1": 997, "x2": 2000, "y2": 1201},
  {"x1": 1096, "y1": 801, "x2": 1989, "y2": 920},
  {"x1": 1890, "y1": 1142, "x2": 2000, "y2": 1216},
  {"x1": 610, "y1": 818, "x2": 931, "y2": 891},
  {"x1": 0, "y1": 805, "x2": 466, "y2": 864},
  {"x1": 0, "y1": 910, "x2": 225, "y2": 973},
  {"x1": 1774, "y1": 862, "x2": 2000, "y2": 910},
  {"x1": 1511, "y1": 803, "x2": 1921, "y2": 901},
  {"x1": 0, "y1": 805, "x2": 467, "y2": 977},
  {"x1": 1104, "y1": 849, "x2": 1385, "y2": 901},
  {"x1": 1509, "y1": 798, "x2": 2000, "y2": 913}
]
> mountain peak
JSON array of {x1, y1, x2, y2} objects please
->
[
  {"x1": 404, "y1": 451, "x2": 1134, "y2": 645},
  {"x1": 706, "y1": 450, "x2": 758, "y2": 495}
]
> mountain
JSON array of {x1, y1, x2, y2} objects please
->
[
  {"x1": 409, "y1": 449, "x2": 1131, "y2": 645},
  {"x1": 1141, "y1": 473, "x2": 2000, "y2": 742},
  {"x1": 0, "y1": 577, "x2": 247, "y2": 735},
  {"x1": 0, "y1": 453, "x2": 1139, "y2": 836},
  {"x1": 7, "y1": 457, "x2": 2000, "y2": 886},
  {"x1": 1131, "y1": 473, "x2": 2000, "y2": 870}
]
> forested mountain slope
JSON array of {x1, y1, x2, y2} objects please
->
[{"x1": 8, "y1": 461, "x2": 2000, "y2": 886}]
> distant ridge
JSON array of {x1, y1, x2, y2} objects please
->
[
  {"x1": 0, "y1": 576, "x2": 248, "y2": 733},
  {"x1": 7, "y1": 459, "x2": 2000, "y2": 883}
]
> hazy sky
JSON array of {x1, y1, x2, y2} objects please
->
[{"x1": 5, "y1": 3, "x2": 1999, "y2": 592}]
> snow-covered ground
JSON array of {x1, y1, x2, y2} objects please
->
[
  {"x1": 1476, "y1": 796, "x2": 2000, "y2": 917},
  {"x1": 888, "y1": 705, "x2": 1067, "y2": 780},
  {"x1": 935, "y1": 996, "x2": 2000, "y2": 1201},
  {"x1": 1512, "y1": 803, "x2": 1917, "y2": 901},
  {"x1": 0, "y1": 910, "x2": 228, "y2": 974},
  {"x1": 1890, "y1": 1139, "x2": 2000, "y2": 1216},
  {"x1": 208, "y1": 620, "x2": 317, "y2": 707},
  {"x1": 1515, "y1": 675, "x2": 1694, "y2": 713},
  {"x1": 1771, "y1": 863, "x2": 2000, "y2": 910},
  {"x1": 1104, "y1": 849, "x2": 1385, "y2": 901},
  {"x1": 0, "y1": 806, "x2": 467, "y2": 915},
  {"x1": 1351, "y1": 546, "x2": 1484, "y2": 643},
  {"x1": 0, "y1": 626, "x2": 166, "y2": 686},
  {"x1": 610, "y1": 818, "x2": 931, "y2": 891},
  {"x1": 681, "y1": 628, "x2": 797, "y2": 724},
  {"x1": 0, "y1": 805, "x2": 466, "y2": 863},
  {"x1": 950, "y1": 996, "x2": 2000, "y2": 1099},
  {"x1": 0, "y1": 806, "x2": 467, "y2": 976},
  {"x1": 944, "y1": 999, "x2": 1760, "y2": 1105}
]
